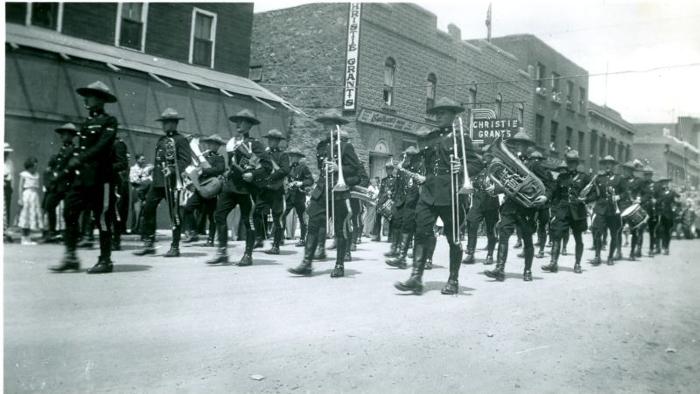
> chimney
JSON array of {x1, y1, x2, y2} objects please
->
[{"x1": 447, "y1": 23, "x2": 461, "y2": 41}]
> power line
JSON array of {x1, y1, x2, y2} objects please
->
[{"x1": 258, "y1": 61, "x2": 700, "y2": 90}]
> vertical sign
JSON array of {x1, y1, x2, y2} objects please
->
[{"x1": 343, "y1": 3, "x2": 361, "y2": 111}]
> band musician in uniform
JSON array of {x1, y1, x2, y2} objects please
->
[
  {"x1": 256, "y1": 129, "x2": 290, "y2": 255},
  {"x1": 283, "y1": 149, "x2": 314, "y2": 247},
  {"x1": 395, "y1": 97, "x2": 483, "y2": 295},
  {"x1": 42, "y1": 123, "x2": 77, "y2": 243},
  {"x1": 206, "y1": 109, "x2": 272, "y2": 266},
  {"x1": 182, "y1": 134, "x2": 226, "y2": 246},
  {"x1": 373, "y1": 163, "x2": 397, "y2": 243},
  {"x1": 51, "y1": 81, "x2": 118, "y2": 274}
]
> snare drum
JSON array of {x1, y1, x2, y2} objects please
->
[{"x1": 621, "y1": 203, "x2": 648, "y2": 229}]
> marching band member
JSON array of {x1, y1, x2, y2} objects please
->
[
  {"x1": 542, "y1": 151, "x2": 590, "y2": 274},
  {"x1": 288, "y1": 109, "x2": 363, "y2": 278},
  {"x1": 206, "y1": 109, "x2": 272, "y2": 266},
  {"x1": 484, "y1": 134, "x2": 552, "y2": 282},
  {"x1": 110, "y1": 132, "x2": 130, "y2": 251},
  {"x1": 42, "y1": 123, "x2": 78, "y2": 243},
  {"x1": 134, "y1": 108, "x2": 192, "y2": 258},
  {"x1": 586, "y1": 155, "x2": 626, "y2": 266},
  {"x1": 394, "y1": 97, "x2": 483, "y2": 295},
  {"x1": 372, "y1": 163, "x2": 397, "y2": 243},
  {"x1": 51, "y1": 81, "x2": 118, "y2": 273},
  {"x1": 654, "y1": 177, "x2": 680, "y2": 255},
  {"x1": 182, "y1": 134, "x2": 226, "y2": 246},
  {"x1": 385, "y1": 146, "x2": 423, "y2": 269},
  {"x1": 618, "y1": 160, "x2": 643, "y2": 260},
  {"x1": 638, "y1": 165, "x2": 657, "y2": 256},
  {"x1": 461, "y1": 144, "x2": 499, "y2": 266},
  {"x1": 256, "y1": 129, "x2": 291, "y2": 255},
  {"x1": 526, "y1": 150, "x2": 553, "y2": 259},
  {"x1": 283, "y1": 149, "x2": 314, "y2": 247}
]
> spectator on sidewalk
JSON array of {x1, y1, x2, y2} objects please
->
[
  {"x1": 4, "y1": 143, "x2": 14, "y2": 242},
  {"x1": 17, "y1": 157, "x2": 43, "y2": 245},
  {"x1": 129, "y1": 154, "x2": 153, "y2": 235}
]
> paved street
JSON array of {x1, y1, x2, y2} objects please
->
[{"x1": 4, "y1": 234, "x2": 700, "y2": 393}]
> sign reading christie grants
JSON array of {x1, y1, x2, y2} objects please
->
[
  {"x1": 472, "y1": 118, "x2": 520, "y2": 143},
  {"x1": 342, "y1": 3, "x2": 362, "y2": 111}
]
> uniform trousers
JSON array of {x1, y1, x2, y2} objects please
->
[
  {"x1": 284, "y1": 191, "x2": 307, "y2": 240},
  {"x1": 254, "y1": 188, "x2": 286, "y2": 246},
  {"x1": 64, "y1": 182, "x2": 113, "y2": 258},
  {"x1": 215, "y1": 189, "x2": 256, "y2": 254}
]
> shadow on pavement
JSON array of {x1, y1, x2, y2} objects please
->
[
  {"x1": 422, "y1": 281, "x2": 475, "y2": 295},
  {"x1": 113, "y1": 264, "x2": 152, "y2": 273}
]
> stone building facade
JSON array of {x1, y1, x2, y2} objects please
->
[
  {"x1": 251, "y1": 3, "x2": 532, "y2": 179},
  {"x1": 587, "y1": 102, "x2": 635, "y2": 173},
  {"x1": 633, "y1": 117, "x2": 700, "y2": 189}
]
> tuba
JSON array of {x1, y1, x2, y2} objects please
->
[{"x1": 486, "y1": 136, "x2": 546, "y2": 209}]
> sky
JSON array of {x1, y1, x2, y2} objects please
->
[{"x1": 254, "y1": 0, "x2": 700, "y2": 124}]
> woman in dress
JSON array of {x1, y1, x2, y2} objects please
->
[{"x1": 17, "y1": 157, "x2": 43, "y2": 245}]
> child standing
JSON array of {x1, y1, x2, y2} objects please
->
[{"x1": 17, "y1": 157, "x2": 43, "y2": 245}]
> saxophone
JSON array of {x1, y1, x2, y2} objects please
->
[{"x1": 485, "y1": 136, "x2": 546, "y2": 208}]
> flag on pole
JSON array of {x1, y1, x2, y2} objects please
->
[{"x1": 486, "y1": 3, "x2": 492, "y2": 41}]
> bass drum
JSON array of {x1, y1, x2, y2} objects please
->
[
  {"x1": 198, "y1": 176, "x2": 223, "y2": 199},
  {"x1": 378, "y1": 199, "x2": 394, "y2": 220},
  {"x1": 621, "y1": 203, "x2": 648, "y2": 230}
]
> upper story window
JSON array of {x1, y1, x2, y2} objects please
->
[
  {"x1": 551, "y1": 72, "x2": 560, "y2": 93},
  {"x1": 495, "y1": 93, "x2": 503, "y2": 117},
  {"x1": 536, "y1": 63, "x2": 546, "y2": 88},
  {"x1": 579, "y1": 87, "x2": 587, "y2": 112},
  {"x1": 566, "y1": 80, "x2": 574, "y2": 101},
  {"x1": 425, "y1": 73, "x2": 437, "y2": 113},
  {"x1": 383, "y1": 57, "x2": 396, "y2": 106},
  {"x1": 116, "y1": 3, "x2": 148, "y2": 51},
  {"x1": 189, "y1": 8, "x2": 217, "y2": 68},
  {"x1": 517, "y1": 103, "x2": 525, "y2": 123},
  {"x1": 469, "y1": 87, "x2": 477, "y2": 108},
  {"x1": 550, "y1": 120, "x2": 559, "y2": 151},
  {"x1": 26, "y1": 2, "x2": 63, "y2": 31}
]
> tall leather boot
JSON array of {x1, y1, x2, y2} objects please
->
[
  {"x1": 133, "y1": 236, "x2": 156, "y2": 256},
  {"x1": 386, "y1": 233, "x2": 410, "y2": 269},
  {"x1": 289, "y1": 230, "x2": 316, "y2": 275},
  {"x1": 424, "y1": 236, "x2": 437, "y2": 270},
  {"x1": 331, "y1": 238, "x2": 345, "y2": 278},
  {"x1": 384, "y1": 230, "x2": 399, "y2": 258},
  {"x1": 314, "y1": 227, "x2": 327, "y2": 260},
  {"x1": 394, "y1": 244, "x2": 425, "y2": 294},
  {"x1": 485, "y1": 240, "x2": 507, "y2": 281},
  {"x1": 592, "y1": 233, "x2": 602, "y2": 266},
  {"x1": 206, "y1": 247, "x2": 230, "y2": 265},
  {"x1": 441, "y1": 246, "x2": 462, "y2": 294},
  {"x1": 87, "y1": 255, "x2": 113, "y2": 274},
  {"x1": 574, "y1": 238, "x2": 584, "y2": 274},
  {"x1": 523, "y1": 245, "x2": 534, "y2": 281},
  {"x1": 237, "y1": 230, "x2": 255, "y2": 267},
  {"x1": 50, "y1": 249, "x2": 81, "y2": 272},
  {"x1": 542, "y1": 239, "x2": 560, "y2": 272}
]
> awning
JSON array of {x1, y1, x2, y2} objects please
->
[{"x1": 6, "y1": 23, "x2": 302, "y2": 114}]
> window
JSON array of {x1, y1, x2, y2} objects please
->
[
  {"x1": 116, "y1": 3, "x2": 148, "y2": 51},
  {"x1": 566, "y1": 127, "x2": 573, "y2": 150},
  {"x1": 383, "y1": 57, "x2": 396, "y2": 106},
  {"x1": 590, "y1": 131, "x2": 598, "y2": 169},
  {"x1": 599, "y1": 136, "x2": 606, "y2": 159},
  {"x1": 536, "y1": 63, "x2": 546, "y2": 88},
  {"x1": 189, "y1": 8, "x2": 217, "y2": 68},
  {"x1": 578, "y1": 130, "x2": 585, "y2": 154},
  {"x1": 249, "y1": 65, "x2": 263, "y2": 82},
  {"x1": 494, "y1": 93, "x2": 503, "y2": 117},
  {"x1": 579, "y1": 87, "x2": 587, "y2": 111},
  {"x1": 517, "y1": 104, "x2": 525, "y2": 123},
  {"x1": 626, "y1": 145, "x2": 631, "y2": 162},
  {"x1": 469, "y1": 88, "x2": 477, "y2": 108},
  {"x1": 551, "y1": 72, "x2": 560, "y2": 92},
  {"x1": 426, "y1": 73, "x2": 437, "y2": 112},
  {"x1": 27, "y1": 2, "x2": 63, "y2": 31},
  {"x1": 535, "y1": 115, "x2": 544, "y2": 145},
  {"x1": 550, "y1": 121, "x2": 559, "y2": 151},
  {"x1": 618, "y1": 144, "x2": 625, "y2": 162},
  {"x1": 609, "y1": 138, "x2": 616, "y2": 156},
  {"x1": 567, "y1": 80, "x2": 574, "y2": 101}
]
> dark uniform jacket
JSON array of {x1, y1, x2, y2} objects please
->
[
  {"x1": 263, "y1": 147, "x2": 290, "y2": 190},
  {"x1": 153, "y1": 132, "x2": 192, "y2": 188},
  {"x1": 226, "y1": 137, "x2": 272, "y2": 194},
  {"x1": 638, "y1": 179, "x2": 656, "y2": 217},
  {"x1": 655, "y1": 187, "x2": 679, "y2": 220},
  {"x1": 471, "y1": 168, "x2": 500, "y2": 212},
  {"x1": 112, "y1": 137, "x2": 129, "y2": 185},
  {"x1": 378, "y1": 174, "x2": 397, "y2": 207},
  {"x1": 619, "y1": 175, "x2": 639, "y2": 211},
  {"x1": 587, "y1": 172, "x2": 626, "y2": 216},
  {"x1": 393, "y1": 156, "x2": 423, "y2": 210},
  {"x1": 311, "y1": 138, "x2": 363, "y2": 202},
  {"x1": 200, "y1": 151, "x2": 225, "y2": 181},
  {"x1": 529, "y1": 160, "x2": 554, "y2": 210},
  {"x1": 72, "y1": 109, "x2": 118, "y2": 187},
  {"x1": 46, "y1": 142, "x2": 76, "y2": 194},
  {"x1": 287, "y1": 162, "x2": 314, "y2": 195},
  {"x1": 417, "y1": 126, "x2": 483, "y2": 206},
  {"x1": 551, "y1": 169, "x2": 590, "y2": 221}
]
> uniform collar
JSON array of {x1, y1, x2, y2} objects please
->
[
  {"x1": 165, "y1": 130, "x2": 179, "y2": 137},
  {"x1": 88, "y1": 108, "x2": 105, "y2": 118}
]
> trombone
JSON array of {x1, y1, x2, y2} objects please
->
[
  {"x1": 324, "y1": 125, "x2": 348, "y2": 234},
  {"x1": 449, "y1": 115, "x2": 474, "y2": 245}
]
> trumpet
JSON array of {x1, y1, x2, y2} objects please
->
[
  {"x1": 332, "y1": 125, "x2": 348, "y2": 192},
  {"x1": 455, "y1": 115, "x2": 473, "y2": 195}
]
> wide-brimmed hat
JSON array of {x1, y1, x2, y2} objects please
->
[
  {"x1": 385, "y1": 161, "x2": 395, "y2": 168},
  {"x1": 229, "y1": 109, "x2": 261, "y2": 125},
  {"x1": 621, "y1": 160, "x2": 638, "y2": 169},
  {"x1": 528, "y1": 150, "x2": 544, "y2": 160},
  {"x1": 287, "y1": 148, "x2": 305, "y2": 157},
  {"x1": 556, "y1": 160, "x2": 568, "y2": 170},
  {"x1": 657, "y1": 177, "x2": 671, "y2": 183},
  {"x1": 403, "y1": 146, "x2": 419, "y2": 155},
  {"x1": 264, "y1": 129, "x2": 286, "y2": 140},
  {"x1": 599, "y1": 155, "x2": 618, "y2": 164},
  {"x1": 642, "y1": 165, "x2": 654, "y2": 174},
  {"x1": 427, "y1": 97, "x2": 464, "y2": 115},
  {"x1": 315, "y1": 108, "x2": 348, "y2": 125},
  {"x1": 4, "y1": 142, "x2": 13, "y2": 152},
  {"x1": 508, "y1": 130, "x2": 534, "y2": 145},
  {"x1": 565, "y1": 150, "x2": 580, "y2": 162},
  {"x1": 76, "y1": 81, "x2": 117, "y2": 103},
  {"x1": 54, "y1": 123, "x2": 78, "y2": 135},
  {"x1": 201, "y1": 134, "x2": 226, "y2": 146},
  {"x1": 156, "y1": 108, "x2": 185, "y2": 122}
]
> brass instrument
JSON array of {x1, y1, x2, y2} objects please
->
[
  {"x1": 578, "y1": 173, "x2": 599, "y2": 202},
  {"x1": 162, "y1": 137, "x2": 183, "y2": 227},
  {"x1": 332, "y1": 125, "x2": 348, "y2": 192},
  {"x1": 609, "y1": 185, "x2": 621, "y2": 215},
  {"x1": 485, "y1": 136, "x2": 546, "y2": 209},
  {"x1": 185, "y1": 137, "x2": 222, "y2": 199},
  {"x1": 349, "y1": 185, "x2": 377, "y2": 206},
  {"x1": 455, "y1": 115, "x2": 473, "y2": 195},
  {"x1": 229, "y1": 140, "x2": 260, "y2": 179}
]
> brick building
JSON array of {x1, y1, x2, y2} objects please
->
[
  {"x1": 251, "y1": 3, "x2": 532, "y2": 179},
  {"x1": 5, "y1": 2, "x2": 296, "y2": 226},
  {"x1": 587, "y1": 102, "x2": 635, "y2": 173},
  {"x1": 633, "y1": 117, "x2": 700, "y2": 189},
  {"x1": 489, "y1": 34, "x2": 591, "y2": 167}
]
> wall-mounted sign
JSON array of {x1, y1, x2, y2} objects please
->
[
  {"x1": 468, "y1": 108, "x2": 519, "y2": 144},
  {"x1": 357, "y1": 108, "x2": 421, "y2": 134},
  {"x1": 342, "y1": 3, "x2": 362, "y2": 111}
]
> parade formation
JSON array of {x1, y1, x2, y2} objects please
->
[{"x1": 26, "y1": 82, "x2": 686, "y2": 297}]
